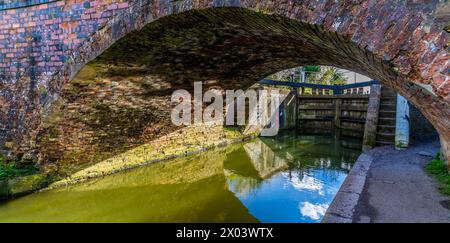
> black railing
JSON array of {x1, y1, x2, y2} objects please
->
[{"x1": 258, "y1": 79, "x2": 380, "y2": 95}]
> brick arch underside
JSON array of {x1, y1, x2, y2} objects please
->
[{"x1": 2, "y1": 3, "x2": 450, "y2": 163}]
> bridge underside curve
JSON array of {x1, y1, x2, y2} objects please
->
[
  {"x1": 0, "y1": 3, "x2": 449, "y2": 164},
  {"x1": 65, "y1": 7, "x2": 450, "y2": 163}
]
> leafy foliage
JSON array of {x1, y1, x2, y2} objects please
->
[
  {"x1": 303, "y1": 65, "x2": 321, "y2": 72},
  {"x1": 426, "y1": 153, "x2": 450, "y2": 195},
  {"x1": 266, "y1": 66, "x2": 348, "y2": 85},
  {"x1": 317, "y1": 67, "x2": 347, "y2": 85},
  {"x1": 0, "y1": 157, "x2": 38, "y2": 180},
  {"x1": 266, "y1": 68, "x2": 297, "y2": 82}
]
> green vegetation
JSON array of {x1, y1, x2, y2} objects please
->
[
  {"x1": 223, "y1": 126, "x2": 245, "y2": 134},
  {"x1": 0, "y1": 157, "x2": 38, "y2": 181},
  {"x1": 317, "y1": 67, "x2": 347, "y2": 85},
  {"x1": 303, "y1": 65, "x2": 321, "y2": 72},
  {"x1": 426, "y1": 153, "x2": 450, "y2": 195},
  {"x1": 266, "y1": 66, "x2": 348, "y2": 85}
]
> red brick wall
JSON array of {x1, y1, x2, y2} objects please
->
[
  {"x1": 0, "y1": 0, "x2": 130, "y2": 79},
  {"x1": 0, "y1": 0, "x2": 134, "y2": 153}
]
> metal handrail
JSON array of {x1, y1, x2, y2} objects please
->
[{"x1": 258, "y1": 79, "x2": 380, "y2": 95}]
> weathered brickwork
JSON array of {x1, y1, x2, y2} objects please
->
[
  {"x1": 0, "y1": 0, "x2": 131, "y2": 153},
  {"x1": 0, "y1": 0, "x2": 129, "y2": 79},
  {"x1": 0, "y1": 0, "x2": 449, "y2": 162},
  {"x1": 36, "y1": 62, "x2": 183, "y2": 168}
]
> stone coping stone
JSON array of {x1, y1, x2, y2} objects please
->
[
  {"x1": 322, "y1": 153, "x2": 374, "y2": 223},
  {"x1": 0, "y1": 0, "x2": 58, "y2": 11}
]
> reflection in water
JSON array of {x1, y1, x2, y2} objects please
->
[
  {"x1": 244, "y1": 140, "x2": 289, "y2": 178},
  {"x1": 300, "y1": 202, "x2": 328, "y2": 221},
  {"x1": 0, "y1": 131, "x2": 361, "y2": 223},
  {"x1": 225, "y1": 132, "x2": 360, "y2": 223}
]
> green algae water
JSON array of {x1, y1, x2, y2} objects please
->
[{"x1": 0, "y1": 131, "x2": 361, "y2": 223}]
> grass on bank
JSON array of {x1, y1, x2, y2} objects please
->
[
  {"x1": 0, "y1": 156, "x2": 38, "y2": 181},
  {"x1": 426, "y1": 153, "x2": 450, "y2": 195}
]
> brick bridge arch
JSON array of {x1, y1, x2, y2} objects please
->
[{"x1": 0, "y1": 0, "x2": 449, "y2": 161}]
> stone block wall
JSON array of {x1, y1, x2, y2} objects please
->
[{"x1": 410, "y1": 103, "x2": 439, "y2": 143}]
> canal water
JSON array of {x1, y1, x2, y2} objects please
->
[{"x1": 0, "y1": 131, "x2": 361, "y2": 223}]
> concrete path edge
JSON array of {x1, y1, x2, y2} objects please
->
[{"x1": 322, "y1": 152, "x2": 374, "y2": 223}]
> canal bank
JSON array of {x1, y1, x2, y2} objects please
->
[
  {"x1": 323, "y1": 139, "x2": 450, "y2": 223},
  {"x1": 0, "y1": 124, "x2": 256, "y2": 200}
]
